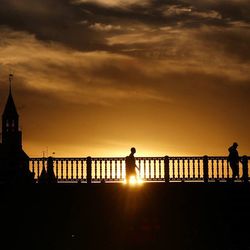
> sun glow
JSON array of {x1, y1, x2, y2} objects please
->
[{"x1": 123, "y1": 175, "x2": 143, "y2": 185}]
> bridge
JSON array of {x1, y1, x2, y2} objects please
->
[{"x1": 30, "y1": 155, "x2": 250, "y2": 183}]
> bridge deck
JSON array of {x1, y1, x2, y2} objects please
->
[{"x1": 1, "y1": 183, "x2": 250, "y2": 250}]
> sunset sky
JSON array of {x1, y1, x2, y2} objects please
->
[{"x1": 0, "y1": 0, "x2": 249, "y2": 157}]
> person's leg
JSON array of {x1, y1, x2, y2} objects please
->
[
  {"x1": 125, "y1": 169, "x2": 129, "y2": 183},
  {"x1": 236, "y1": 164, "x2": 239, "y2": 178},
  {"x1": 231, "y1": 165, "x2": 236, "y2": 181}
]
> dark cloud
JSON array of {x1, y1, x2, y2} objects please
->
[
  {"x1": 0, "y1": 0, "x2": 107, "y2": 51},
  {"x1": 1, "y1": 0, "x2": 250, "y2": 55}
]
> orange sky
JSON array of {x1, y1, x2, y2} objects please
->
[{"x1": 0, "y1": 0, "x2": 249, "y2": 157}]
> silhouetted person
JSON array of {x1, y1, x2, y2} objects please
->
[
  {"x1": 227, "y1": 142, "x2": 240, "y2": 181},
  {"x1": 38, "y1": 164, "x2": 47, "y2": 184},
  {"x1": 125, "y1": 147, "x2": 139, "y2": 183},
  {"x1": 47, "y1": 157, "x2": 57, "y2": 183}
]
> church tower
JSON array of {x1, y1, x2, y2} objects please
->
[
  {"x1": 2, "y1": 74, "x2": 22, "y2": 149},
  {"x1": 0, "y1": 74, "x2": 32, "y2": 184}
]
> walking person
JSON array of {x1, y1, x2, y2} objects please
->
[
  {"x1": 125, "y1": 147, "x2": 140, "y2": 183},
  {"x1": 227, "y1": 142, "x2": 240, "y2": 181}
]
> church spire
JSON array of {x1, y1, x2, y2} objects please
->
[
  {"x1": 2, "y1": 74, "x2": 18, "y2": 118},
  {"x1": 2, "y1": 74, "x2": 21, "y2": 148}
]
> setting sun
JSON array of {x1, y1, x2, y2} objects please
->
[{"x1": 124, "y1": 175, "x2": 143, "y2": 185}]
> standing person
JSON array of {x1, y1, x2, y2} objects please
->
[
  {"x1": 227, "y1": 142, "x2": 240, "y2": 181},
  {"x1": 125, "y1": 147, "x2": 139, "y2": 183},
  {"x1": 47, "y1": 157, "x2": 57, "y2": 183}
]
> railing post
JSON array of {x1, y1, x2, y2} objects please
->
[
  {"x1": 203, "y1": 155, "x2": 208, "y2": 183},
  {"x1": 87, "y1": 156, "x2": 92, "y2": 184},
  {"x1": 164, "y1": 156, "x2": 169, "y2": 183},
  {"x1": 242, "y1": 155, "x2": 248, "y2": 183}
]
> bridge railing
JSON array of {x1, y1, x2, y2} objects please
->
[
  {"x1": 29, "y1": 156, "x2": 250, "y2": 183},
  {"x1": 30, "y1": 158, "x2": 87, "y2": 182}
]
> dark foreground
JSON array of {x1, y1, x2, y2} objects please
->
[{"x1": 0, "y1": 183, "x2": 250, "y2": 250}]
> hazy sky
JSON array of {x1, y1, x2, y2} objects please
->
[{"x1": 0, "y1": 0, "x2": 249, "y2": 157}]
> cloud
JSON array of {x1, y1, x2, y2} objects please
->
[
  {"x1": 105, "y1": 22, "x2": 250, "y2": 82},
  {"x1": 163, "y1": 5, "x2": 193, "y2": 16},
  {"x1": 72, "y1": 0, "x2": 150, "y2": 8},
  {"x1": 0, "y1": 27, "x2": 168, "y2": 106},
  {"x1": 0, "y1": 0, "x2": 106, "y2": 51},
  {"x1": 89, "y1": 22, "x2": 121, "y2": 31}
]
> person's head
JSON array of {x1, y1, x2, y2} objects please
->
[
  {"x1": 131, "y1": 147, "x2": 136, "y2": 154},
  {"x1": 233, "y1": 142, "x2": 238, "y2": 148}
]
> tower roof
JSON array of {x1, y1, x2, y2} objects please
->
[
  {"x1": 2, "y1": 91, "x2": 18, "y2": 117},
  {"x1": 2, "y1": 75, "x2": 18, "y2": 117}
]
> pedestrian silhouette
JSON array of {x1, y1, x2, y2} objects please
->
[
  {"x1": 227, "y1": 142, "x2": 240, "y2": 181},
  {"x1": 38, "y1": 157, "x2": 57, "y2": 184},
  {"x1": 38, "y1": 163, "x2": 47, "y2": 184},
  {"x1": 47, "y1": 157, "x2": 57, "y2": 183},
  {"x1": 125, "y1": 147, "x2": 139, "y2": 183}
]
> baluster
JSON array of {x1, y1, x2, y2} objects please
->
[
  {"x1": 159, "y1": 159, "x2": 162, "y2": 180},
  {"x1": 100, "y1": 159, "x2": 103, "y2": 181},
  {"x1": 226, "y1": 159, "x2": 230, "y2": 179},
  {"x1": 81, "y1": 160, "x2": 84, "y2": 181},
  {"x1": 182, "y1": 159, "x2": 185, "y2": 180},
  {"x1": 172, "y1": 159, "x2": 175, "y2": 179},
  {"x1": 78, "y1": 160, "x2": 81, "y2": 180},
  {"x1": 79, "y1": 159, "x2": 81, "y2": 181},
  {"x1": 162, "y1": 159, "x2": 165, "y2": 180},
  {"x1": 140, "y1": 159, "x2": 146, "y2": 180},
  {"x1": 115, "y1": 160, "x2": 118, "y2": 180},
  {"x1": 147, "y1": 159, "x2": 149, "y2": 180},
  {"x1": 59, "y1": 160, "x2": 62, "y2": 180},
  {"x1": 153, "y1": 159, "x2": 156, "y2": 180},
  {"x1": 221, "y1": 159, "x2": 225, "y2": 179},
  {"x1": 55, "y1": 160, "x2": 58, "y2": 179},
  {"x1": 71, "y1": 160, "x2": 74, "y2": 181},
  {"x1": 160, "y1": 159, "x2": 163, "y2": 179},
  {"x1": 211, "y1": 159, "x2": 214, "y2": 180},
  {"x1": 197, "y1": 159, "x2": 201, "y2": 179},
  {"x1": 104, "y1": 160, "x2": 108, "y2": 180},
  {"x1": 147, "y1": 159, "x2": 152, "y2": 180},
  {"x1": 120, "y1": 159, "x2": 123, "y2": 180},
  {"x1": 138, "y1": 159, "x2": 142, "y2": 179},
  {"x1": 111, "y1": 160, "x2": 113, "y2": 180},
  {"x1": 76, "y1": 160, "x2": 79, "y2": 181},
  {"x1": 187, "y1": 159, "x2": 190, "y2": 179},
  {"x1": 147, "y1": 160, "x2": 149, "y2": 180},
  {"x1": 66, "y1": 160, "x2": 69, "y2": 181},
  {"x1": 158, "y1": 159, "x2": 161, "y2": 179},
  {"x1": 94, "y1": 160, "x2": 97, "y2": 181},
  {"x1": 192, "y1": 159, "x2": 195, "y2": 179},
  {"x1": 216, "y1": 159, "x2": 219, "y2": 180},
  {"x1": 177, "y1": 159, "x2": 180, "y2": 179},
  {"x1": 143, "y1": 159, "x2": 146, "y2": 180}
]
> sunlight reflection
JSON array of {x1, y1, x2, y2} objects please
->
[{"x1": 123, "y1": 175, "x2": 143, "y2": 186}]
